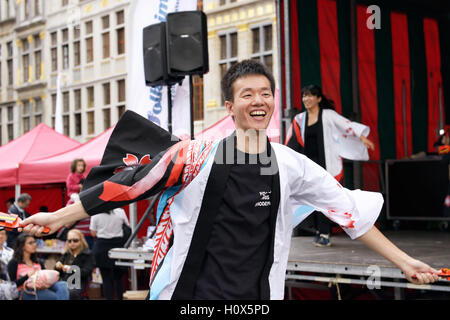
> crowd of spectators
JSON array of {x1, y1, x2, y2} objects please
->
[{"x1": 0, "y1": 158, "x2": 131, "y2": 300}]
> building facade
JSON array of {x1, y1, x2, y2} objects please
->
[
  {"x1": 0, "y1": 0, "x2": 130, "y2": 145},
  {"x1": 0, "y1": 0, "x2": 278, "y2": 144},
  {"x1": 202, "y1": 0, "x2": 278, "y2": 128}
]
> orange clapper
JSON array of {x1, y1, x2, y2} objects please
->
[
  {"x1": 0, "y1": 213, "x2": 50, "y2": 234},
  {"x1": 412, "y1": 268, "x2": 450, "y2": 281}
]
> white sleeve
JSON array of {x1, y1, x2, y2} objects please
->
[
  {"x1": 89, "y1": 216, "x2": 98, "y2": 231},
  {"x1": 117, "y1": 208, "x2": 130, "y2": 226},
  {"x1": 330, "y1": 110, "x2": 370, "y2": 139},
  {"x1": 290, "y1": 153, "x2": 383, "y2": 239}
]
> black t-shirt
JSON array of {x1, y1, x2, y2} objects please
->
[
  {"x1": 304, "y1": 121, "x2": 321, "y2": 164},
  {"x1": 193, "y1": 148, "x2": 274, "y2": 300},
  {"x1": 304, "y1": 109, "x2": 326, "y2": 169}
]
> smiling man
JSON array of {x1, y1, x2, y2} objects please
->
[{"x1": 19, "y1": 60, "x2": 439, "y2": 300}]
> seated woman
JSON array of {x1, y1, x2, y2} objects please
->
[
  {"x1": 7, "y1": 234, "x2": 69, "y2": 300},
  {"x1": 55, "y1": 229, "x2": 95, "y2": 300}
]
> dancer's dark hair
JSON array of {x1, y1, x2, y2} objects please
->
[
  {"x1": 221, "y1": 59, "x2": 275, "y2": 102},
  {"x1": 301, "y1": 84, "x2": 335, "y2": 110}
]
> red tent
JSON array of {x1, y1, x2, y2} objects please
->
[
  {"x1": 0, "y1": 123, "x2": 81, "y2": 188},
  {"x1": 195, "y1": 89, "x2": 281, "y2": 142},
  {"x1": 20, "y1": 126, "x2": 114, "y2": 185}
]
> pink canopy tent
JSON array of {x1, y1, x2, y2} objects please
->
[
  {"x1": 0, "y1": 123, "x2": 81, "y2": 188},
  {"x1": 195, "y1": 89, "x2": 281, "y2": 142},
  {"x1": 20, "y1": 126, "x2": 114, "y2": 185}
]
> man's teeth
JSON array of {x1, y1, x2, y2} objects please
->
[{"x1": 250, "y1": 111, "x2": 266, "y2": 116}]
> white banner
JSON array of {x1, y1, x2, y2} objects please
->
[{"x1": 127, "y1": 0, "x2": 197, "y2": 139}]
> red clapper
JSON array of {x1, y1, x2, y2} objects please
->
[
  {"x1": 0, "y1": 213, "x2": 50, "y2": 235},
  {"x1": 412, "y1": 268, "x2": 450, "y2": 281}
]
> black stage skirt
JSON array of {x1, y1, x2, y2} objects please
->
[{"x1": 93, "y1": 237, "x2": 125, "y2": 269}]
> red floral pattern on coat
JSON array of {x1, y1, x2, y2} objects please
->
[{"x1": 113, "y1": 153, "x2": 151, "y2": 174}]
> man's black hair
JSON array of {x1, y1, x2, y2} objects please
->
[{"x1": 221, "y1": 59, "x2": 275, "y2": 103}]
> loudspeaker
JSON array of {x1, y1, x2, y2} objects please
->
[
  {"x1": 143, "y1": 22, "x2": 183, "y2": 87},
  {"x1": 166, "y1": 11, "x2": 209, "y2": 77}
]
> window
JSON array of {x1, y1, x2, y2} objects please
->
[
  {"x1": 51, "y1": 32, "x2": 58, "y2": 71},
  {"x1": 7, "y1": 42, "x2": 13, "y2": 85},
  {"x1": 62, "y1": 29, "x2": 69, "y2": 69},
  {"x1": 34, "y1": 34, "x2": 42, "y2": 80},
  {"x1": 219, "y1": 0, "x2": 237, "y2": 5},
  {"x1": 75, "y1": 113, "x2": 82, "y2": 136},
  {"x1": 34, "y1": 0, "x2": 40, "y2": 16},
  {"x1": 74, "y1": 89, "x2": 81, "y2": 111},
  {"x1": 103, "y1": 108, "x2": 110, "y2": 130},
  {"x1": 118, "y1": 105, "x2": 126, "y2": 119},
  {"x1": 22, "y1": 39, "x2": 30, "y2": 83},
  {"x1": 7, "y1": 106, "x2": 14, "y2": 141},
  {"x1": 62, "y1": 91, "x2": 70, "y2": 135},
  {"x1": 103, "y1": 83, "x2": 110, "y2": 105},
  {"x1": 22, "y1": 101, "x2": 31, "y2": 133},
  {"x1": 117, "y1": 79, "x2": 125, "y2": 102},
  {"x1": 34, "y1": 97, "x2": 43, "y2": 126},
  {"x1": 74, "y1": 89, "x2": 81, "y2": 135},
  {"x1": 116, "y1": 10, "x2": 124, "y2": 25},
  {"x1": 63, "y1": 114, "x2": 69, "y2": 136},
  {"x1": 5, "y1": 0, "x2": 11, "y2": 19},
  {"x1": 218, "y1": 31, "x2": 238, "y2": 104},
  {"x1": 116, "y1": 11, "x2": 125, "y2": 55},
  {"x1": 116, "y1": 28, "x2": 125, "y2": 55},
  {"x1": 85, "y1": 21, "x2": 93, "y2": 63},
  {"x1": 87, "y1": 111, "x2": 94, "y2": 134},
  {"x1": 63, "y1": 91, "x2": 69, "y2": 112},
  {"x1": 251, "y1": 24, "x2": 273, "y2": 73},
  {"x1": 51, "y1": 94, "x2": 56, "y2": 128},
  {"x1": 73, "y1": 26, "x2": 80, "y2": 66},
  {"x1": 192, "y1": 76, "x2": 204, "y2": 121},
  {"x1": 87, "y1": 86, "x2": 94, "y2": 108},
  {"x1": 102, "y1": 15, "x2": 110, "y2": 59},
  {"x1": 24, "y1": 0, "x2": 30, "y2": 20}
]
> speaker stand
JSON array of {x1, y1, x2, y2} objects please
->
[
  {"x1": 189, "y1": 76, "x2": 194, "y2": 139},
  {"x1": 167, "y1": 85, "x2": 173, "y2": 134}
]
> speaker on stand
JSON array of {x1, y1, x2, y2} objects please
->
[
  {"x1": 166, "y1": 11, "x2": 208, "y2": 139},
  {"x1": 143, "y1": 11, "x2": 209, "y2": 137}
]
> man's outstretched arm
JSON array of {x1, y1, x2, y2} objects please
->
[
  {"x1": 357, "y1": 226, "x2": 440, "y2": 284},
  {"x1": 20, "y1": 140, "x2": 191, "y2": 237},
  {"x1": 20, "y1": 201, "x2": 89, "y2": 236}
]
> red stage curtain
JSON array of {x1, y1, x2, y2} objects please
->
[
  {"x1": 291, "y1": 0, "x2": 302, "y2": 110},
  {"x1": 391, "y1": 12, "x2": 413, "y2": 158},
  {"x1": 357, "y1": 5, "x2": 380, "y2": 191},
  {"x1": 424, "y1": 18, "x2": 444, "y2": 153},
  {"x1": 318, "y1": 0, "x2": 342, "y2": 114}
]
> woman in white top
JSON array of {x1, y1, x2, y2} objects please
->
[
  {"x1": 286, "y1": 85, "x2": 375, "y2": 247},
  {"x1": 90, "y1": 208, "x2": 129, "y2": 300}
]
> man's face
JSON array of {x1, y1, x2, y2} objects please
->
[
  {"x1": 225, "y1": 74, "x2": 274, "y2": 132},
  {"x1": 0, "y1": 230, "x2": 7, "y2": 246},
  {"x1": 18, "y1": 200, "x2": 30, "y2": 209}
]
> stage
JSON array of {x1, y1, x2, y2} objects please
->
[
  {"x1": 285, "y1": 231, "x2": 450, "y2": 299},
  {"x1": 109, "y1": 230, "x2": 450, "y2": 299}
]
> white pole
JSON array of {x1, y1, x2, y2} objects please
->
[
  {"x1": 15, "y1": 184, "x2": 21, "y2": 200},
  {"x1": 129, "y1": 202, "x2": 138, "y2": 290}
]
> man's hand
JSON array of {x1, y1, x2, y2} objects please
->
[
  {"x1": 20, "y1": 202, "x2": 89, "y2": 237},
  {"x1": 401, "y1": 258, "x2": 440, "y2": 285},
  {"x1": 358, "y1": 226, "x2": 440, "y2": 285},
  {"x1": 19, "y1": 212, "x2": 62, "y2": 237}
]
